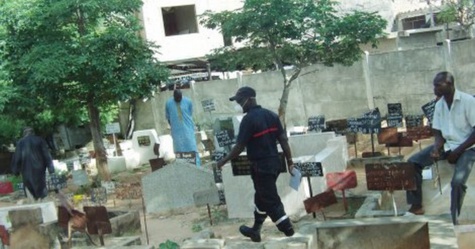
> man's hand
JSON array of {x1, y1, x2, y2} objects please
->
[
  {"x1": 430, "y1": 148, "x2": 441, "y2": 161},
  {"x1": 217, "y1": 159, "x2": 226, "y2": 169},
  {"x1": 288, "y1": 164, "x2": 294, "y2": 176},
  {"x1": 447, "y1": 150, "x2": 462, "y2": 164}
]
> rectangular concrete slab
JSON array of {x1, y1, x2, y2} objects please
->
[{"x1": 315, "y1": 217, "x2": 430, "y2": 249}]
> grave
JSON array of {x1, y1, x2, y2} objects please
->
[
  {"x1": 223, "y1": 133, "x2": 348, "y2": 219},
  {"x1": 313, "y1": 217, "x2": 430, "y2": 249},
  {"x1": 141, "y1": 160, "x2": 216, "y2": 214},
  {"x1": 131, "y1": 129, "x2": 160, "y2": 167},
  {"x1": 0, "y1": 202, "x2": 57, "y2": 229},
  {"x1": 107, "y1": 156, "x2": 127, "y2": 174}
]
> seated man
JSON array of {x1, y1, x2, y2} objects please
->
[{"x1": 406, "y1": 72, "x2": 475, "y2": 225}]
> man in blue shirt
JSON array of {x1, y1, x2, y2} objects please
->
[
  {"x1": 165, "y1": 89, "x2": 200, "y2": 166},
  {"x1": 217, "y1": 86, "x2": 295, "y2": 242}
]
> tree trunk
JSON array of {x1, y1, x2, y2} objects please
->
[
  {"x1": 278, "y1": 84, "x2": 292, "y2": 128},
  {"x1": 87, "y1": 102, "x2": 111, "y2": 181}
]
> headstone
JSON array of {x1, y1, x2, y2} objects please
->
[
  {"x1": 142, "y1": 161, "x2": 216, "y2": 213},
  {"x1": 385, "y1": 132, "x2": 414, "y2": 147},
  {"x1": 105, "y1": 122, "x2": 121, "y2": 134},
  {"x1": 231, "y1": 153, "x2": 286, "y2": 176},
  {"x1": 215, "y1": 130, "x2": 234, "y2": 147},
  {"x1": 46, "y1": 174, "x2": 67, "y2": 191},
  {"x1": 175, "y1": 152, "x2": 196, "y2": 165},
  {"x1": 101, "y1": 181, "x2": 116, "y2": 194},
  {"x1": 377, "y1": 127, "x2": 398, "y2": 144},
  {"x1": 325, "y1": 119, "x2": 348, "y2": 134},
  {"x1": 421, "y1": 99, "x2": 437, "y2": 125},
  {"x1": 8, "y1": 208, "x2": 43, "y2": 228},
  {"x1": 405, "y1": 115, "x2": 424, "y2": 128},
  {"x1": 72, "y1": 170, "x2": 89, "y2": 186},
  {"x1": 347, "y1": 117, "x2": 365, "y2": 133},
  {"x1": 0, "y1": 202, "x2": 57, "y2": 229},
  {"x1": 387, "y1": 103, "x2": 403, "y2": 127},
  {"x1": 288, "y1": 132, "x2": 336, "y2": 158},
  {"x1": 131, "y1": 129, "x2": 160, "y2": 167},
  {"x1": 406, "y1": 126, "x2": 433, "y2": 141},
  {"x1": 365, "y1": 162, "x2": 416, "y2": 191},
  {"x1": 303, "y1": 190, "x2": 337, "y2": 213},
  {"x1": 308, "y1": 115, "x2": 325, "y2": 132},
  {"x1": 295, "y1": 162, "x2": 323, "y2": 177},
  {"x1": 361, "y1": 108, "x2": 381, "y2": 134},
  {"x1": 201, "y1": 99, "x2": 216, "y2": 112}
]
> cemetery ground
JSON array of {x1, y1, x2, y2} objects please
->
[{"x1": 0, "y1": 133, "x2": 467, "y2": 248}]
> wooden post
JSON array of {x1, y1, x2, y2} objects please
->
[{"x1": 307, "y1": 176, "x2": 316, "y2": 218}]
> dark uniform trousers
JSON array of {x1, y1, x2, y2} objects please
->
[{"x1": 251, "y1": 157, "x2": 292, "y2": 231}]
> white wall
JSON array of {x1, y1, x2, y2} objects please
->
[{"x1": 140, "y1": 0, "x2": 243, "y2": 62}]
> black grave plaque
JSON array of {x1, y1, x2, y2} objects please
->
[
  {"x1": 422, "y1": 99, "x2": 437, "y2": 125},
  {"x1": 231, "y1": 153, "x2": 287, "y2": 176},
  {"x1": 361, "y1": 108, "x2": 381, "y2": 134},
  {"x1": 216, "y1": 130, "x2": 234, "y2": 147},
  {"x1": 295, "y1": 162, "x2": 323, "y2": 177},
  {"x1": 405, "y1": 115, "x2": 424, "y2": 128},
  {"x1": 308, "y1": 115, "x2": 325, "y2": 132},
  {"x1": 365, "y1": 162, "x2": 416, "y2": 191}
]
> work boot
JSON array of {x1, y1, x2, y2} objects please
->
[
  {"x1": 276, "y1": 218, "x2": 294, "y2": 237},
  {"x1": 239, "y1": 223, "x2": 262, "y2": 242},
  {"x1": 408, "y1": 204, "x2": 425, "y2": 215}
]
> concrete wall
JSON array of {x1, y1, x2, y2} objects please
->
[{"x1": 126, "y1": 39, "x2": 475, "y2": 136}]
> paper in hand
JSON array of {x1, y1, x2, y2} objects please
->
[{"x1": 289, "y1": 167, "x2": 302, "y2": 191}]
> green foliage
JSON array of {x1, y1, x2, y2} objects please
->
[
  {"x1": 200, "y1": 0, "x2": 387, "y2": 72},
  {"x1": 0, "y1": 115, "x2": 25, "y2": 147},
  {"x1": 0, "y1": 0, "x2": 169, "y2": 179},
  {"x1": 159, "y1": 240, "x2": 179, "y2": 249},
  {"x1": 200, "y1": 0, "x2": 386, "y2": 122},
  {"x1": 438, "y1": 0, "x2": 475, "y2": 29},
  {"x1": 191, "y1": 223, "x2": 203, "y2": 232}
]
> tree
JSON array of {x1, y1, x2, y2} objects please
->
[
  {"x1": 0, "y1": 0, "x2": 169, "y2": 180},
  {"x1": 200, "y1": 0, "x2": 386, "y2": 125},
  {"x1": 438, "y1": 0, "x2": 475, "y2": 37}
]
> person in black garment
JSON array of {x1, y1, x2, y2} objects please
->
[{"x1": 217, "y1": 86, "x2": 295, "y2": 242}]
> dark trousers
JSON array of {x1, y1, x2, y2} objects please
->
[
  {"x1": 406, "y1": 145, "x2": 475, "y2": 224},
  {"x1": 251, "y1": 157, "x2": 289, "y2": 229}
]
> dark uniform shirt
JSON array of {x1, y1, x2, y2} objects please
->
[{"x1": 236, "y1": 105, "x2": 284, "y2": 161}]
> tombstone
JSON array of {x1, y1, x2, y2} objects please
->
[
  {"x1": 288, "y1": 132, "x2": 336, "y2": 158},
  {"x1": 201, "y1": 99, "x2": 216, "y2": 112},
  {"x1": 0, "y1": 202, "x2": 57, "y2": 229},
  {"x1": 405, "y1": 115, "x2": 424, "y2": 128},
  {"x1": 141, "y1": 161, "x2": 216, "y2": 213},
  {"x1": 193, "y1": 188, "x2": 221, "y2": 207},
  {"x1": 362, "y1": 108, "x2": 382, "y2": 134},
  {"x1": 107, "y1": 156, "x2": 127, "y2": 174},
  {"x1": 212, "y1": 117, "x2": 239, "y2": 151},
  {"x1": 231, "y1": 153, "x2": 286, "y2": 176},
  {"x1": 131, "y1": 129, "x2": 160, "y2": 167},
  {"x1": 377, "y1": 127, "x2": 398, "y2": 144},
  {"x1": 421, "y1": 99, "x2": 437, "y2": 125},
  {"x1": 325, "y1": 119, "x2": 348, "y2": 134},
  {"x1": 365, "y1": 162, "x2": 416, "y2": 191},
  {"x1": 215, "y1": 130, "x2": 234, "y2": 148},
  {"x1": 72, "y1": 170, "x2": 89, "y2": 186},
  {"x1": 308, "y1": 115, "x2": 325, "y2": 132},
  {"x1": 387, "y1": 103, "x2": 403, "y2": 127}
]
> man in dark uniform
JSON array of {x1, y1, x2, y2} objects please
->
[
  {"x1": 11, "y1": 127, "x2": 55, "y2": 201},
  {"x1": 217, "y1": 86, "x2": 295, "y2": 242}
]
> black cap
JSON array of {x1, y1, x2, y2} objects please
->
[{"x1": 229, "y1": 86, "x2": 256, "y2": 101}]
